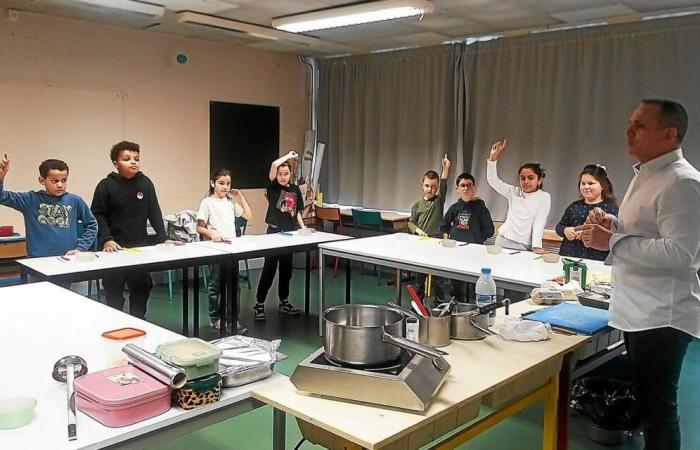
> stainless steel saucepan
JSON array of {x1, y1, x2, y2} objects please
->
[{"x1": 323, "y1": 304, "x2": 448, "y2": 368}]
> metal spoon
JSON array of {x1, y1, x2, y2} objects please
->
[{"x1": 52, "y1": 356, "x2": 88, "y2": 441}]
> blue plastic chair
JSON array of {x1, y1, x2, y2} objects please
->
[{"x1": 351, "y1": 209, "x2": 384, "y2": 284}]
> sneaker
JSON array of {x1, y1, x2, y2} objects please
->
[
  {"x1": 253, "y1": 303, "x2": 266, "y2": 321},
  {"x1": 278, "y1": 299, "x2": 300, "y2": 316},
  {"x1": 209, "y1": 318, "x2": 221, "y2": 330},
  {"x1": 236, "y1": 321, "x2": 248, "y2": 335}
]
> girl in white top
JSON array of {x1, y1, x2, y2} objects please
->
[
  {"x1": 486, "y1": 139, "x2": 551, "y2": 253},
  {"x1": 196, "y1": 169, "x2": 252, "y2": 333}
]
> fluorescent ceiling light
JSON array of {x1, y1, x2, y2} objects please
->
[
  {"x1": 271, "y1": 0, "x2": 434, "y2": 33},
  {"x1": 176, "y1": 11, "x2": 321, "y2": 47},
  {"x1": 74, "y1": 0, "x2": 165, "y2": 17}
]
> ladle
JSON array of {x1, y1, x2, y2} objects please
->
[{"x1": 52, "y1": 355, "x2": 88, "y2": 441}]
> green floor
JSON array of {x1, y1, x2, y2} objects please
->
[{"x1": 121, "y1": 264, "x2": 699, "y2": 449}]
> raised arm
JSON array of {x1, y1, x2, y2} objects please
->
[
  {"x1": 231, "y1": 189, "x2": 253, "y2": 221},
  {"x1": 441, "y1": 154, "x2": 451, "y2": 180},
  {"x1": 485, "y1": 140, "x2": 513, "y2": 198},
  {"x1": 269, "y1": 151, "x2": 298, "y2": 181},
  {"x1": 0, "y1": 153, "x2": 33, "y2": 210}
]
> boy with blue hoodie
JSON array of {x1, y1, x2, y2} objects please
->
[{"x1": 0, "y1": 153, "x2": 97, "y2": 261}]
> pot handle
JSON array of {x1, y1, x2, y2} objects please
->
[
  {"x1": 469, "y1": 318, "x2": 497, "y2": 336},
  {"x1": 381, "y1": 331, "x2": 449, "y2": 370}
]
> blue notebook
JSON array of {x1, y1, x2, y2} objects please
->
[{"x1": 523, "y1": 303, "x2": 610, "y2": 335}]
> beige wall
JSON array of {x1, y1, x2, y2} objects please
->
[{"x1": 0, "y1": 11, "x2": 309, "y2": 236}]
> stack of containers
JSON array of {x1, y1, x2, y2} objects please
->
[{"x1": 155, "y1": 338, "x2": 223, "y2": 410}]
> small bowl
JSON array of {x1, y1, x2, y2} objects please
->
[
  {"x1": 486, "y1": 244, "x2": 502, "y2": 254},
  {"x1": 543, "y1": 253, "x2": 560, "y2": 263},
  {"x1": 75, "y1": 251, "x2": 97, "y2": 262},
  {"x1": 441, "y1": 238, "x2": 456, "y2": 248},
  {"x1": 0, "y1": 396, "x2": 37, "y2": 429}
]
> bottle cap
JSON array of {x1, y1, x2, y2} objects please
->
[{"x1": 481, "y1": 267, "x2": 491, "y2": 274}]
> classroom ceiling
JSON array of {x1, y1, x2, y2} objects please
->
[{"x1": 2, "y1": 0, "x2": 700, "y2": 56}]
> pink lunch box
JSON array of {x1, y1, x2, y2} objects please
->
[{"x1": 74, "y1": 365, "x2": 171, "y2": 427}]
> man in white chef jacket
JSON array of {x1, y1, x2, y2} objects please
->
[{"x1": 578, "y1": 98, "x2": 700, "y2": 450}]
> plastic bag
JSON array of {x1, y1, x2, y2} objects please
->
[
  {"x1": 499, "y1": 317, "x2": 552, "y2": 341},
  {"x1": 571, "y1": 376, "x2": 640, "y2": 431}
]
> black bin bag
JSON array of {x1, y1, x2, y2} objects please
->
[{"x1": 571, "y1": 376, "x2": 640, "y2": 431}]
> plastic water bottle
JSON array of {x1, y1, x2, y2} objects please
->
[{"x1": 475, "y1": 267, "x2": 497, "y2": 326}]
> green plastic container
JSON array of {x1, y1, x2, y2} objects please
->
[
  {"x1": 0, "y1": 397, "x2": 36, "y2": 429},
  {"x1": 156, "y1": 338, "x2": 221, "y2": 381}
]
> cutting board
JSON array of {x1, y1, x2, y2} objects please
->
[{"x1": 523, "y1": 302, "x2": 609, "y2": 335}]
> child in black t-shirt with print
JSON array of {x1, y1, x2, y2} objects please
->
[{"x1": 254, "y1": 151, "x2": 307, "y2": 321}]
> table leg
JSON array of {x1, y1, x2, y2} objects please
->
[
  {"x1": 272, "y1": 407, "x2": 286, "y2": 450},
  {"x1": 219, "y1": 261, "x2": 229, "y2": 339},
  {"x1": 395, "y1": 268, "x2": 401, "y2": 303},
  {"x1": 345, "y1": 258, "x2": 351, "y2": 304},
  {"x1": 543, "y1": 373, "x2": 560, "y2": 450},
  {"x1": 231, "y1": 259, "x2": 239, "y2": 335},
  {"x1": 182, "y1": 267, "x2": 189, "y2": 336},
  {"x1": 193, "y1": 264, "x2": 200, "y2": 338},
  {"x1": 319, "y1": 248, "x2": 325, "y2": 336},
  {"x1": 556, "y1": 353, "x2": 573, "y2": 450},
  {"x1": 305, "y1": 251, "x2": 311, "y2": 314}
]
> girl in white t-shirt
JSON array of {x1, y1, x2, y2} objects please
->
[
  {"x1": 486, "y1": 139, "x2": 551, "y2": 253},
  {"x1": 196, "y1": 169, "x2": 252, "y2": 333}
]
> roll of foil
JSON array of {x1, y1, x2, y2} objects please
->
[{"x1": 122, "y1": 344, "x2": 187, "y2": 388}]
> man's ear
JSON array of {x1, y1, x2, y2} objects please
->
[{"x1": 665, "y1": 127, "x2": 679, "y2": 143}]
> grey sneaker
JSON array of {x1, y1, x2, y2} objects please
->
[
  {"x1": 278, "y1": 299, "x2": 300, "y2": 316},
  {"x1": 209, "y1": 318, "x2": 221, "y2": 330},
  {"x1": 253, "y1": 303, "x2": 266, "y2": 321},
  {"x1": 236, "y1": 321, "x2": 248, "y2": 335}
]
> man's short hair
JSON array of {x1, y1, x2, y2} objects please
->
[
  {"x1": 642, "y1": 98, "x2": 689, "y2": 144},
  {"x1": 423, "y1": 170, "x2": 439, "y2": 181},
  {"x1": 110, "y1": 141, "x2": 141, "y2": 162},
  {"x1": 39, "y1": 159, "x2": 69, "y2": 178}
]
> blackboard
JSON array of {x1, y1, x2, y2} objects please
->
[{"x1": 209, "y1": 101, "x2": 279, "y2": 189}]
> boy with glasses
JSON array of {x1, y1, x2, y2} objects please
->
[{"x1": 440, "y1": 172, "x2": 494, "y2": 244}]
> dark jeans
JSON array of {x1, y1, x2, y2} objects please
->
[
  {"x1": 255, "y1": 227, "x2": 293, "y2": 304},
  {"x1": 624, "y1": 327, "x2": 692, "y2": 450},
  {"x1": 208, "y1": 263, "x2": 240, "y2": 322},
  {"x1": 102, "y1": 273, "x2": 153, "y2": 320}
]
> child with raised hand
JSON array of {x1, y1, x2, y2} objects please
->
[
  {"x1": 408, "y1": 154, "x2": 451, "y2": 237},
  {"x1": 486, "y1": 140, "x2": 550, "y2": 253},
  {"x1": 555, "y1": 164, "x2": 618, "y2": 260},
  {"x1": 196, "y1": 169, "x2": 252, "y2": 334},
  {"x1": 0, "y1": 153, "x2": 97, "y2": 265},
  {"x1": 254, "y1": 151, "x2": 307, "y2": 321}
]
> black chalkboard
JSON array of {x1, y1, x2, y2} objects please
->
[{"x1": 209, "y1": 101, "x2": 279, "y2": 189}]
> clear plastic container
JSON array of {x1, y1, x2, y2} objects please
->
[
  {"x1": 101, "y1": 328, "x2": 146, "y2": 368},
  {"x1": 156, "y1": 338, "x2": 221, "y2": 380}
]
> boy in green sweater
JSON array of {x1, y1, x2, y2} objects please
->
[
  {"x1": 408, "y1": 154, "x2": 450, "y2": 298},
  {"x1": 408, "y1": 154, "x2": 450, "y2": 236}
]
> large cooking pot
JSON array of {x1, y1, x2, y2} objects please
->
[{"x1": 323, "y1": 304, "x2": 447, "y2": 367}]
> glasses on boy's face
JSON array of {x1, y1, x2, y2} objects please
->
[{"x1": 458, "y1": 183, "x2": 474, "y2": 190}]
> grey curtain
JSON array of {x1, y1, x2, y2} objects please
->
[
  {"x1": 317, "y1": 15, "x2": 700, "y2": 225},
  {"x1": 317, "y1": 45, "x2": 468, "y2": 209}
]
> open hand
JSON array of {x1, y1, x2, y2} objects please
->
[
  {"x1": 103, "y1": 240, "x2": 121, "y2": 252},
  {"x1": 0, "y1": 153, "x2": 10, "y2": 179},
  {"x1": 489, "y1": 140, "x2": 507, "y2": 161},
  {"x1": 287, "y1": 150, "x2": 299, "y2": 159},
  {"x1": 441, "y1": 154, "x2": 451, "y2": 170}
]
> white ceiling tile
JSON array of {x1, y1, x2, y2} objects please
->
[
  {"x1": 618, "y1": 0, "x2": 700, "y2": 13},
  {"x1": 515, "y1": 0, "x2": 618, "y2": 14},
  {"x1": 394, "y1": 31, "x2": 450, "y2": 46},
  {"x1": 552, "y1": 4, "x2": 637, "y2": 22}
]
